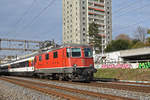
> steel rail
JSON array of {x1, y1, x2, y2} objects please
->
[
  {"x1": 51, "y1": 79, "x2": 150, "y2": 93},
  {"x1": 2, "y1": 77, "x2": 135, "y2": 100},
  {"x1": 0, "y1": 77, "x2": 85, "y2": 100}
]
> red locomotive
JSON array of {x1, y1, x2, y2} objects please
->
[{"x1": 0, "y1": 44, "x2": 97, "y2": 81}]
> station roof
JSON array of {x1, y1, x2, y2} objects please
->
[
  {"x1": 119, "y1": 47, "x2": 150, "y2": 61},
  {"x1": 120, "y1": 47, "x2": 150, "y2": 57}
]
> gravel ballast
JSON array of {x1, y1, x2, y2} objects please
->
[
  {"x1": 0, "y1": 79, "x2": 54, "y2": 100},
  {"x1": 1, "y1": 76, "x2": 150, "y2": 100},
  {"x1": 12, "y1": 77, "x2": 150, "y2": 100}
]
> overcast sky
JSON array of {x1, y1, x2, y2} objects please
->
[{"x1": 0, "y1": 0, "x2": 150, "y2": 44}]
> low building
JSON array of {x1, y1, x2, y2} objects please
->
[{"x1": 94, "y1": 47, "x2": 150, "y2": 69}]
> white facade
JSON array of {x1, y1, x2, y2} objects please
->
[
  {"x1": 63, "y1": 0, "x2": 112, "y2": 46},
  {"x1": 94, "y1": 51, "x2": 123, "y2": 64},
  {"x1": 63, "y1": 0, "x2": 88, "y2": 44},
  {"x1": 88, "y1": 0, "x2": 112, "y2": 48}
]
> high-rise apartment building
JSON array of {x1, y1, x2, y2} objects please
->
[
  {"x1": 62, "y1": 0, "x2": 112, "y2": 48},
  {"x1": 62, "y1": 0, "x2": 89, "y2": 44}
]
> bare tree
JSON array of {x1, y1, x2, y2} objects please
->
[{"x1": 134, "y1": 26, "x2": 147, "y2": 43}]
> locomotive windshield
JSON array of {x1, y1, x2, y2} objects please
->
[
  {"x1": 71, "y1": 48, "x2": 81, "y2": 57},
  {"x1": 84, "y1": 48, "x2": 93, "y2": 57},
  {"x1": 67, "y1": 48, "x2": 91, "y2": 57}
]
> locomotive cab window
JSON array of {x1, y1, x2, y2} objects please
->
[
  {"x1": 45, "y1": 53, "x2": 49, "y2": 60},
  {"x1": 84, "y1": 48, "x2": 93, "y2": 57},
  {"x1": 53, "y1": 52, "x2": 58, "y2": 58},
  {"x1": 39, "y1": 56, "x2": 42, "y2": 61},
  {"x1": 71, "y1": 48, "x2": 81, "y2": 57},
  {"x1": 34, "y1": 57, "x2": 37, "y2": 63},
  {"x1": 66, "y1": 48, "x2": 70, "y2": 57}
]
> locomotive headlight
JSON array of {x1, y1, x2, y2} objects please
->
[
  {"x1": 73, "y1": 64, "x2": 77, "y2": 71},
  {"x1": 89, "y1": 64, "x2": 93, "y2": 67},
  {"x1": 73, "y1": 64, "x2": 77, "y2": 67}
]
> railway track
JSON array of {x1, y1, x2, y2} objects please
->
[
  {"x1": 88, "y1": 82, "x2": 150, "y2": 93},
  {"x1": 114, "y1": 81, "x2": 150, "y2": 86},
  {"x1": 0, "y1": 77, "x2": 83, "y2": 100},
  {"x1": 48, "y1": 79, "x2": 150, "y2": 93},
  {"x1": 0, "y1": 76, "x2": 135, "y2": 100}
]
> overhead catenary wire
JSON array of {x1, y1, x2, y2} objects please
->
[
  {"x1": 12, "y1": 0, "x2": 37, "y2": 33},
  {"x1": 21, "y1": 0, "x2": 56, "y2": 31},
  {"x1": 113, "y1": 18, "x2": 150, "y2": 34},
  {"x1": 0, "y1": 0, "x2": 60, "y2": 58},
  {"x1": 112, "y1": 0, "x2": 132, "y2": 8},
  {"x1": 113, "y1": 3, "x2": 150, "y2": 26},
  {"x1": 113, "y1": 2, "x2": 150, "y2": 17},
  {"x1": 113, "y1": 0, "x2": 141, "y2": 14},
  {"x1": 113, "y1": 1, "x2": 150, "y2": 33},
  {"x1": 112, "y1": 0, "x2": 149, "y2": 32}
]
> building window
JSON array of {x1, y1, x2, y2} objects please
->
[
  {"x1": 82, "y1": 1, "x2": 85, "y2": 4},
  {"x1": 100, "y1": 0, "x2": 104, "y2": 2},
  {"x1": 76, "y1": 28, "x2": 78, "y2": 31},
  {"x1": 83, "y1": 28, "x2": 85, "y2": 31},
  {"x1": 76, "y1": 39, "x2": 78, "y2": 42}
]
